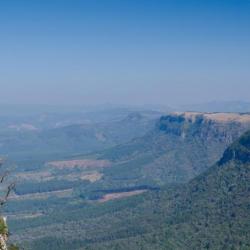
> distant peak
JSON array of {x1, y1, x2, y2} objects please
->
[{"x1": 124, "y1": 112, "x2": 144, "y2": 121}]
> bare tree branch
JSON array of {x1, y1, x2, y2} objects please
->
[
  {"x1": 0, "y1": 172, "x2": 9, "y2": 184},
  {"x1": 0, "y1": 183, "x2": 16, "y2": 207}
]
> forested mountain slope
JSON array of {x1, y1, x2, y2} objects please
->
[
  {"x1": 82, "y1": 129, "x2": 250, "y2": 249},
  {"x1": 95, "y1": 112, "x2": 250, "y2": 187},
  {"x1": 9, "y1": 124, "x2": 250, "y2": 250},
  {"x1": 158, "y1": 129, "x2": 250, "y2": 249}
]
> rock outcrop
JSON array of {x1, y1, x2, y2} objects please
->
[
  {"x1": 158, "y1": 112, "x2": 250, "y2": 144},
  {"x1": 0, "y1": 217, "x2": 8, "y2": 250}
]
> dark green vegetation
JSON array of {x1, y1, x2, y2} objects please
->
[
  {"x1": 1, "y1": 110, "x2": 249, "y2": 249},
  {"x1": 6, "y1": 128, "x2": 250, "y2": 250},
  {"x1": 15, "y1": 179, "x2": 88, "y2": 195},
  {"x1": 219, "y1": 130, "x2": 250, "y2": 165}
]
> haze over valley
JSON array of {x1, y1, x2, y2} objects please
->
[
  {"x1": 0, "y1": 105, "x2": 249, "y2": 249},
  {"x1": 0, "y1": 0, "x2": 249, "y2": 249}
]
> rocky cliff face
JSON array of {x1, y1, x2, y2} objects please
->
[
  {"x1": 98, "y1": 112, "x2": 250, "y2": 186},
  {"x1": 158, "y1": 112, "x2": 250, "y2": 145}
]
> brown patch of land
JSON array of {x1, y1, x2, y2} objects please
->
[
  {"x1": 174, "y1": 112, "x2": 250, "y2": 123},
  {"x1": 98, "y1": 190, "x2": 147, "y2": 203},
  {"x1": 58, "y1": 171, "x2": 103, "y2": 183},
  {"x1": 79, "y1": 172, "x2": 103, "y2": 182},
  {"x1": 16, "y1": 169, "x2": 103, "y2": 183},
  {"x1": 47, "y1": 159, "x2": 111, "y2": 169},
  {"x1": 203, "y1": 113, "x2": 250, "y2": 123},
  {"x1": 16, "y1": 171, "x2": 53, "y2": 182}
]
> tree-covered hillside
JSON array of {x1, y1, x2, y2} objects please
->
[
  {"x1": 8, "y1": 129, "x2": 250, "y2": 250},
  {"x1": 84, "y1": 129, "x2": 250, "y2": 249},
  {"x1": 93, "y1": 112, "x2": 250, "y2": 188}
]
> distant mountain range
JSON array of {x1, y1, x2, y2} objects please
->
[{"x1": 0, "y1": 110, "x2": 161, "y2": 162}]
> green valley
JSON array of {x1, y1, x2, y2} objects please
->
[{"x1": 1, "y1": 111, "x2": 249, "y2": 249}]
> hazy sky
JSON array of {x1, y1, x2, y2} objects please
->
[{"x1": 0, "y1": 0, "x2": 249, "y2": 106}]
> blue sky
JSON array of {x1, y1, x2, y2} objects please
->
[{"x1": 0, "y1": 0, "x2": 249, "y2": 106}]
